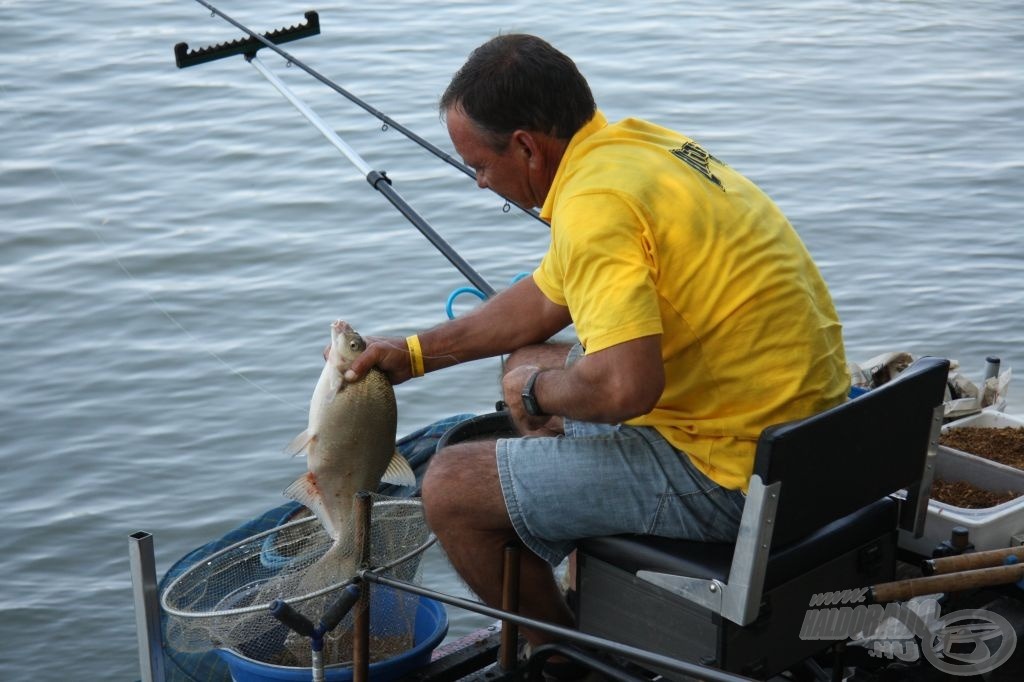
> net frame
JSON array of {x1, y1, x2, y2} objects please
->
[{"x1": 160, "y1": 496, "x2": 433, "y2": 665}]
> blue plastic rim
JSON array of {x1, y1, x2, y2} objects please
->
[{"x1": 216, "y1": 589, "x2": 449, "y2": 682}]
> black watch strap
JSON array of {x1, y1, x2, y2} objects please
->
[{"x1": 521, "y1": 369, "x2": 548, "y2": 417}]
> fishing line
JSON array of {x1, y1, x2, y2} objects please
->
[
  {"x1": 131, "y1": 241, "x2": 303, "y2": 411},
  {"x1": 0, "y1": 81, "x2": 304, "y2": 413},
  {"x1": 187, "y1": 0, "x2": 547, "y2": 225},
  {"x1": 69, "y1": 181, "x2": 306, "y2": 414}
]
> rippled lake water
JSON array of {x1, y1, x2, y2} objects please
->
[{"x1": 1, "y1": 1, "x2": 1022, "y2": 679}]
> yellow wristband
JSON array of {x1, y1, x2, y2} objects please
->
[{"x1": 406, "y1": 334, "x2": 425, "y2": 378}]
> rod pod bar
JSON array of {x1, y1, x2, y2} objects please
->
[
  {"x1": 184, "y1": 0, "x2": 545, "y2": 223},
  {"x1": 174, "y1": 11, "x2": 320, "y2": 68},
  {"x1": 248, "y1": 55, "x2": 495, "y2": 296}
]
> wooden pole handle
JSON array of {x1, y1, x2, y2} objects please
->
[
  {"x1": 871, "y1": 563, "x2": 1024, "y2": 603},
  {"x1": 924, "y1": 545, "x2": 1024, "y2": 575}
]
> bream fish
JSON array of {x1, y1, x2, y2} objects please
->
[{"x1": 285, "y1": 320, "x2": 415, "y2": 576}]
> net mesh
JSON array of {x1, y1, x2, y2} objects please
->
[{"x1": 161, "y1": 495, "x2": 430, "y2": 667}]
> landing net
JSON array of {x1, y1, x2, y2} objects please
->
[{"x1": 161, "y1": 495, "x2": 430, "y2": 667}]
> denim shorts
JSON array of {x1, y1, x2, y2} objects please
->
[{"x1": 495, "y1": 419, "x2": 747, "y2": 566}]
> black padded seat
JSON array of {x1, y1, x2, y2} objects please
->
[{"x1": 579, "y1": 496, "x2": 897, "y2": 590}]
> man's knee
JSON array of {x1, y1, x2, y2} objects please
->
[
  {"x1": 423, "y1": 440, "x2": 506, "y2": 532},
  {"x1": 422, "y1": 446, "x2": 459, "y2": 521},
  {"x1": 422, "y1": 443, "x2": 491, "y2": 520}
]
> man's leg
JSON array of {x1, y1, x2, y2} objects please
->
[{"x1": 421, "y1": 439, "x2": 574, "y2": 646}]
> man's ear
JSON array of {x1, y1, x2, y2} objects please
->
[{"x1": 511, "y1": 129, "x2": 535, "y2": 160}]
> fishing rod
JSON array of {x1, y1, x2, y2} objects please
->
[
  {"x1": 183, "y1": 0, "x2": 545, "y2": 225},
  {"x1": 175, "y1": 9, "x2": 496, "y2": 297}
]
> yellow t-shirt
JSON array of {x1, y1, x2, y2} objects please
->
[{"x1": 534, "y1": 111, "x2": 849, "y2": 491}]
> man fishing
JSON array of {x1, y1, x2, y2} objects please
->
[{"x1": 344, "y1": 33, "x2": 849, "y2": 673}]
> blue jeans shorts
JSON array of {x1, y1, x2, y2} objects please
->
[{"x1": 495, "y1": 419, "x2": 747, "y2": 566}]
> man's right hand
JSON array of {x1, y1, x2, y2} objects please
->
[{"x1": 343, "y1": 336, "x2": 417, "y2": 385}]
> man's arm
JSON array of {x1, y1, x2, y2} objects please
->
[
  {"x1": 503, "y1": 334, "x2": 665, "y2": 429},
  {"x1": 346, "y1": 275, "x2": 571, "y2": 384}
]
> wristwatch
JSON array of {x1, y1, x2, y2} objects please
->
[{"x1": 521, "y1": 369, "x2": 548, "y2": 417}]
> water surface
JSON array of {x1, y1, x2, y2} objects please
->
[{"x1": 1, "y1": 1, "x2": 1021, "y2": 678}]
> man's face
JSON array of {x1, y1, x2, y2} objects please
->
[{"x1": 446, "y1": 106, "x2": 537, "y2": 208}]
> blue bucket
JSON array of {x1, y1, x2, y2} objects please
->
[{"x1": 216, "y1": 589, "x2": 448, "y2": 682}]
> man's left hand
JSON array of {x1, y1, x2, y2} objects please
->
[{"x1": 502, "y1": 365, "x2": 562, "y2": 436}]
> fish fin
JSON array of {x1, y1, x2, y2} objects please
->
[
  {"x1": 285, "y1": 430, "x2": 316, "y2": 457},
  {"x1": 283, "y1": 472, "x2": 339, "y2": 540},
  {"x1": 324, "y1": 368, "x2": 346, "y2": 397},
  {"x1": 381, "y1": 450, "x2": 416, "y2": 487}
]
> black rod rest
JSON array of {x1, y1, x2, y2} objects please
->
[{"x1": 174, "y1": 11, "x2": 321, "y2": 68}]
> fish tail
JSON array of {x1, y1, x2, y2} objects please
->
[{"x1": 298, "y1": 540, "x2": 358, "y2": 595}]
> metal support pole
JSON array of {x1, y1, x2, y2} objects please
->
[
  {"x1": 831, "y1": 641, "x2": 846, "y2": 682},
  {"x1": 247, "y1": 55, "x2": 496, "y2": 297},
  {"x1": 249, "y1": 55, "x2": 373, "y2": 176},
  {"x1": 129, "y1": 531, "x2": 166, "y2": 682},
  {"x1": 498, "y1": 543, "x2": 521, "y2": 670},
  {"x1": 352, "y1": 492, "x2": 373, "y2": 682},
  {"x1": 364, "y1": 572, "x2": 757, "y2": 682},
  {"x1": 187, "y1": 0, "x2": 546, "y2": 224}
]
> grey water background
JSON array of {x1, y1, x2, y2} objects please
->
[{"x1": 2, "y1": 0, "x2": 1022, "y2": 678}]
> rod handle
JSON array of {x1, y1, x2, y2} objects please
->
[
  {"x1": 924, "y1": 545, "x2": 1024, "y2": 575},
  {"x1": 870, "y1": 563, "x2": 1024, "y2": 604}
]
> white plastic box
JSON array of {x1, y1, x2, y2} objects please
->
[{"x1": 899, "y1": 411, "x2": 1024, "y2": 556}]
